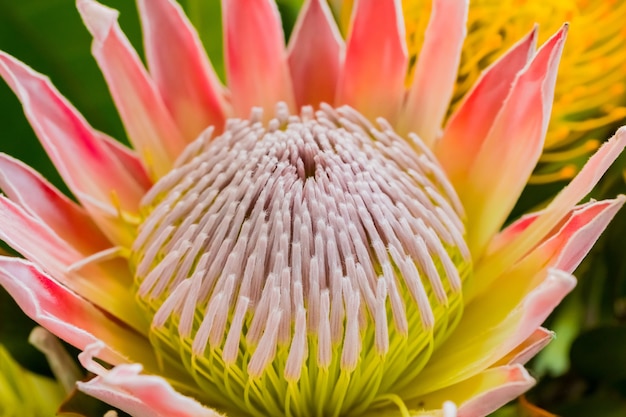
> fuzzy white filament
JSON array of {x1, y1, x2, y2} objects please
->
[{"x1": 132, "y1": 104, "x2": 468, "y2": 382}]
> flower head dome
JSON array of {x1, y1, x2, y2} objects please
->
[{"x1": 0, "y1": 0, "x2": 624, "y2": 416}]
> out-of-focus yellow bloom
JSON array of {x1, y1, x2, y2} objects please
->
[
  {"x1": 390, "y1": 0, "x2": 626, "y2": 184},
  {"x1": 0, "y1": 345, "x2": 65, "y2": 417}
]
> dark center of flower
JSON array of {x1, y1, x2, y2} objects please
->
[{"x1": 130, "y1": 104, "x2": 472, "y2": 417}]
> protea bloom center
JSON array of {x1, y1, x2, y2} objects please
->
[
  {"x1": 0, "y1": 0, "x2": 624, "y2": 416},
  {"x1": 132, "y1": 104, "x2": 471, "y2": 415}
]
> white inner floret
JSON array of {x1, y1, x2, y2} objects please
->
[{"x1": 131, "y1": 104, "x2": 471, "y2": 417}]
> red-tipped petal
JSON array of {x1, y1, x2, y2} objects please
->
[
  {"x1": 78, "y1": 343, "x2": 223, "y2": 417},
  {"x1": 336, "y1": 0, "x2": 407, "y2": 122},
  {"x1": 0, "y1": 52, "x2": 146, "y2": 214},
  {"x1": 0, "y1": 258, "x2": 154, "y2": 368},
  {"x1": 437, "y1": 27, "x2": 538, "y2": 183},
  {"x1": 400, "y1": 0, "x2": 468, "y2": 145},
  {"x1": 416, "y1": 364, "x2": 535, "y2": 417},
  {"x1": 415, "y1": 269, "x2": 575, "y2": 394},
  {"x1": 462, "y1": 26, "x2": 567, "y2": 257},
  {"x1": 0, "y1": 154, "x2": 110, "y2": 255},
  {"x1": 137, "y1": 0, "x2": 229, "y2": 140},
  {"x1": 495, "y1": 327, "x2": 554, "y2": 366},
  {"x1": 483, "y1": 127, "x2": 626, "y2": 276},
  {"x1": 287, "y1": 0, "x2": 343, "y2": 108},
  {"x1": 223, "y1": 0, "x2": 294, "y2": 117},
  {"x1": 77, "y1": 0, "x2": 186, "y2": 178}
]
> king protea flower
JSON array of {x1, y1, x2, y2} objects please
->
[{"x1": 0, "y1": 0, "x2": 624, "y2": 416}]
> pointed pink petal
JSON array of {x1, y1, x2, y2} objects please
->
[
  {"x1": 223, "y1": 0, "x2": 294, "y2": 117},
  {"x1": 0, "y1": 52, "x2": 147, "y2": 214},
  {"x1": 414, "y1": 269, "x2": 575, "y2": 394},
  {"x1": 77, "y1": 0, "x2": 186, "y2": 177},
  {"x1": 287, "y1": 0, "x2": 343, "y2": 108},
  {"x1": 0, "y1": 194, "x2": 85, "y2": 275},
  {"x1": 543, "y1": 197, "x2": 625, "y2": 272},
  {"x1": 0, "y1": 258, "x2": 155, "y2": 368},
  {"x1": 486, "y1": 211, "x2": 542, "y2": 257},
  {"x1": 136, "y1": 0, "x2": 229, "y2": 140},
  {"x1": 495, "y1": 327, "x2": 554, "y2": 366},
  {"x1": 78, "y1": 343, "x2": 223, "y2": 417},
  {"x1": 436, "y1": 27, "x2": 538, "y2": 184},
  {"x1": 399, "y1": 0, "x2": 468, "y2": 144},
  {"x1": 462, "y1": 26, "x2": 567, "y2": 257},
  {"x1": 98, "y1": 132, "x2": 153, "y2": 191},
  {"x1": 416, "y1": 364, "x2": 535, "y2": 417},
  {"x1": 0, "y1": 153, "x2": 111, "y2": 255},
  {"x1": 0, "y1": 196, "x2": 146, "y2": 332},
  {"x1": 482, "y1": 127, "x2": 626, "y2": 277},
  {"x1": 470, "y1": 197, "x2": 622, "y2": 300},
  {"x1": 335, "y1": 0, "x2": 407, "y2": 122},
  {"x1": 473, "y1": 198, "x2": 622, "y2": 298},
  {"x1": 457, "y1": 366, "x2": 535, "y2": 417}
]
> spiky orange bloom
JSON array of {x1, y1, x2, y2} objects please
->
[{"x1": 0, "y1": 0, "x2": 624, "y2": 416}]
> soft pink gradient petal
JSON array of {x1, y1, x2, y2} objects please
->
[
  {"x1": 223, "y1": 0, "x2": 295, "y2": 117},
  {"x1": 98, "y1": 131, "x2": 153, "y2": 191},
  {"x1": 436, "y1": 27, "x2": 538, "y2": 184},
  {"x1": 77, "y1": 0, "x2": 186, "y2": 178},
  {"x1": 400, "y1": 0, "x2": 468, "y2": 144},
  {"x1": 541, "y1": 197, "x2": 625, "y2": 273},
  {"x1": 78, "y1": 343, "x2": 223, "y2": 417},
  {"x1": 456, "y1": 197, "x2": 622, "y2": 367},
  {"x1": 0, "y1": 194, "x2": 89, "y2": 276},
  {"x1": 336, "y1": 0, "x2": 407, "y2": 122},
  {"x1": 287, "y1": 0, "x2": 343, "y2": 108},
  {"x1": 456, "y1": 367, "x2": 534, "y2": 417},
  {"x1": 471, "y1": 197, "x2": 624, "y2": 299},
  {"x1": 415, "y1": 364, "x2": 535, "y2": 417},
  {"x1": 413, "y1": 269, "x2": 575, "y2": 395},
  {"x1": 462, "y1": 26, "x2": 567, "y2": 257},
  {"x1": 0, "y1": 52, "x2": 146, "y2": 214},
  {"x1": 481, "y1": 127, "x2": 626, "y2": 280},
  {"x1": 137, "y1": 0, "x2": 229, "y2": 140},
  {"x1": 494, "y1": 327, "x2": 554, "y2": 366},
  {"x1": 0, "y1": 258, "x2": 154, "y2": 367},
  {"x1": 486, "y1": 211, "x2": 542, "y2": 257},
  {"x1": 0, "y1": 196, "x2": 145, "y2": 332},
  {"x1": 0, "y1": 153, "x2": 110, "y2": 255}
]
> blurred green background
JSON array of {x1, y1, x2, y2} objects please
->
[{"x1": 0, "y1": 1, "x2": 625, "y2": 416}]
